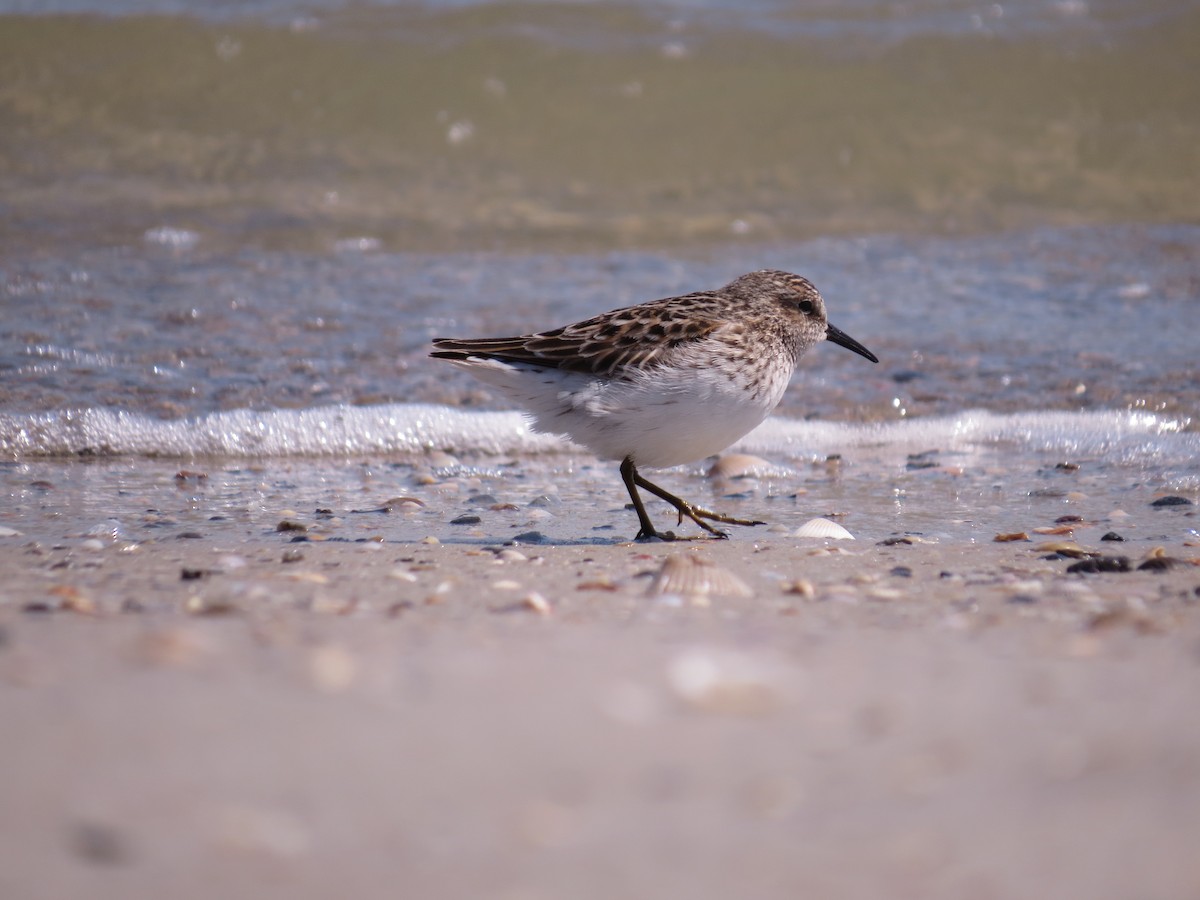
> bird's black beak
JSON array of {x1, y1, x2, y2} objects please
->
[{"x1": 826, "y1": 323, "x2": 878, "y2": 363}]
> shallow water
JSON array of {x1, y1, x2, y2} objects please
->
[
  {"x1": 3, "y1": 410, "x2": 1197, "y2": 550},
  {"x1": 2, "y1": 225, "x2": 1197, "y2": 425}
]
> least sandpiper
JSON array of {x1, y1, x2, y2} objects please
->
[{"x1": 431, "y1": 269, "x2": 878, "y2": 540}]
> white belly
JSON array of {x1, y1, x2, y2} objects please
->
[{"x1": 449, "y1": 351, "x2": 793, "y2": 468}]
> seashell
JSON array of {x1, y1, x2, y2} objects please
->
[
  {"x1": 382, "y1": 496, "x2": 425, "y2": 509},
  {"x1": 1032, "y1": 525, "x2": 1075, "y2": 535},
  {"x1": 646, "y1": 553, "x2": 753, "y2": 599},
  {"x1": 793, "y1": 517, "x2": 855, "y2": 540},
  {"x1": 707, "y1": 454, "x2": 783, "y2": 480},
  {"x1": 666, "y1": 647, "x2": 800, "y2": 714},
  {"x1": 521, "y1": 592, "x2": 552, "y2": 614},
  {"x1": 577, "y1": 575, "x2": 618, "y2": 591},
  {"x1": 993, "y1": 532, "x2": 1030, "y2": 542},
  {"x1": 131, "y1": 627, "x2": 211, "y2": 668},
  {"x1": 1034, "y1": 541, "x2": 1090, "y2": 558},
  {"x1": 287, "y1": 571, "x2": 329, "y2": 584},
  {"x1": 781, "y1": 579, "x2": 815, "y2": 598},
  {"x1": 50, "y1": 584, "x2": 96, "y2": 615}
]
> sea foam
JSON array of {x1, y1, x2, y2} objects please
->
[{"x1": 0, "y1": 404, "x2": 1194, "y2": 469}]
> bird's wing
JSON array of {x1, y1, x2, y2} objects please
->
[{"x1": 431, "y1": 292, "x2": 727, "y2": 377}]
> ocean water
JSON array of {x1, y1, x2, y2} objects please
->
[{"x1": 1, "y1": 0, "x2": 1197, "y2": 543}]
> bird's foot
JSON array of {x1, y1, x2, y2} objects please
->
[
  {"x1": 626, "y1": 462, "x2": 764, "y2": 541},
  {"x1": 673, "y1": 502, "x2": 764, "y2": 535}
]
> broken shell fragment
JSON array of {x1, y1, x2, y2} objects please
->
[
  {"x1": 1033, "y1": 525, "x2": 1075, "y2": 535},
  {"x1": 1034, "y1": 541, "x2": 1091, "y2": 559}
]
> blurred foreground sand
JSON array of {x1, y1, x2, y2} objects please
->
[{"x1": 2, "y1": 535, "x2": 1198, "y2": 899}]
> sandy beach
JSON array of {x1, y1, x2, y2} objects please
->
[{"x1": 3, "y1": 479, "x2": 1198, "y2": 899}]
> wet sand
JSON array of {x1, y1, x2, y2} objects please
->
[{"x1": 3, "y1": 509, "x2": 1199, "y2": 899}]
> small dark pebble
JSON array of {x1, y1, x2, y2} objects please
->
[
  {"x1": 1055, "y1": 515, "x2": 1083, "y2": 524},
  {"x1": 180, "y1": 568, "x2": 208, "y2": 581},
  {"x1": 722, "y1": 492, "x2": 753, "y2": 500},
  {"x1": 1100, "y1": 531, "x2": 1125, "y2": 541},
  {"x1": 1055, "y1": 462, "x2": 1080, "y2": 472},
  {"x1": 1137, "y1": 557, "x2": 1178, "y2": 572},
  {"x1": 889, "y1": 566, "x2": 913, "y2": 578},
  {"x1": 1067, "y1": 556, "x2": 1131, "y2": 574},
  {"x1": 22, "y1": 601, "x2": 54, "y2": 614},
  {"x1": 891, "y1": 370, "x2": 924, "y2": 383},
  {"x1": 208, "y1": 515, "x2": 227, "y2": 522},
  {"x1": 276, "y1": 519, "x2": 308, "y2": 532},
  {"x1": 450, "y1": 515, "x2": 482, "y2": 526},
  {"x1": 289, "y1": 535, "x2": 309, "y2": 543},
  {"x1": 467, "y1": 494, "x2": 498, "y2": 506},
  {"x1": 175, "y1": 531, "x2": 204, "y2": 540},
  {"x1": 528, "y1": 495, "x2": 562, "y2": 508},
  {"x1": 1151, "y1": 495, "x2": 1193, "y2": 508},
  {"x1": 905, "y1": 450, "x2": 939, "y2": 471},
  {"x1": 1006, "y1": 594, "x2": 1039, "y2": 604},
  {"x1": 70, "y1": 821, "x2": 130, "y2": 866},
  {"x1": 939, "y1": 571, "x2": 955, "y2": 579},
  {"x1": 281, "y1": 549, "x2": 305, "y2": 564}
]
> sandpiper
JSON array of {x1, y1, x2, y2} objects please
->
[{"x1": 431, "y1": 269, "x2": 878, "y2": 540}]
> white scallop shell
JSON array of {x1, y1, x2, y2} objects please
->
[
  {"x1": 646, "y1": 553, "x2": 753, "y2": 599},
  {"x1": 793, "y1": 517, "x2": 855, "y2": 540}
]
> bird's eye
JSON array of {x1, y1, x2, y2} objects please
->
[{"x1": 796, "y1": 299, "x2": 815, "y2": 314}]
